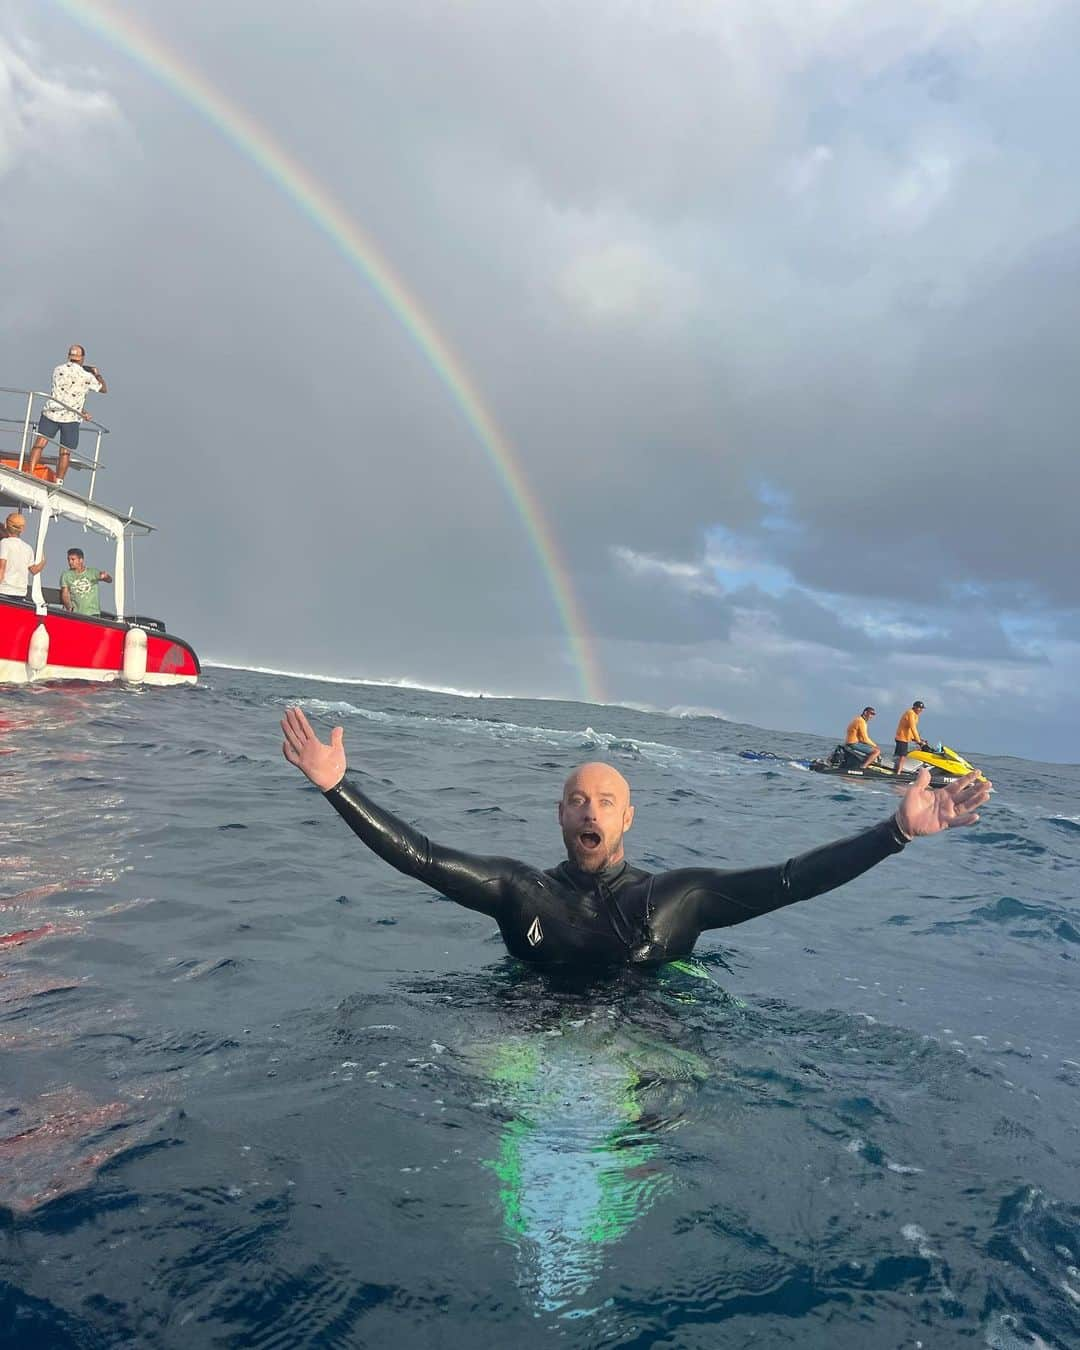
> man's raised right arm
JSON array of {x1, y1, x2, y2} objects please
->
[{"x1": 281, "y1": 706, "x2": 513, "y2": 918}]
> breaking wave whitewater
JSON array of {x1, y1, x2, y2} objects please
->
[{"x1": 204, "y1": 659, "x2": 500, "y2": 701}]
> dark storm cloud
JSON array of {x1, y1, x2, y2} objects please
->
[
  {"x1": 732, "y1": 226, "x2": 1080, "y2": 612},
  {"x1": 2, "y1": 0, "x2": 1077, "y2": 755}
]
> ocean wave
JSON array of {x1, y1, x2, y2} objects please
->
[
  {"x1": 292, "y1": 698, "x2": 394, "y2": 723},
  {"x1": 932, "y1": 895, "x2": 1078, "y2": 946},
  {"x1": 207, "y1": 662, "x2": 739, "y2": 726},
  {"x1": 284, "y1": 698, "x2": 735, "y2": 775},
  {"x1": 204, "y1": 660, "x2": 503, "y2": 701}
]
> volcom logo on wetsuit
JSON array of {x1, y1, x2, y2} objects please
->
[{"x1": 526, "y1": 916, "x2": 543, "y2": 947}]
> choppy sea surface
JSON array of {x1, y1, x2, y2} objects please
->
[{"x1": 1, "y1": 666, "x2": 1078, "y2": 1348}]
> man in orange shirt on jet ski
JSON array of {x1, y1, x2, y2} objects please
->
[
  {"x1": 844, "y1": 706, "x2": 881, "y2": 769},
  {"x1": 893, "y1": 700, "x2": 931, "y2": 775}
]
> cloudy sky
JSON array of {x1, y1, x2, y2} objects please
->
[{"x1": 2, "y1": 0, "x2": 1077, "y2": 760}]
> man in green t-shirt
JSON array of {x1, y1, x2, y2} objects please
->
[{"x1": 60, "y1": 547, "x2": 112, "y2": 616}]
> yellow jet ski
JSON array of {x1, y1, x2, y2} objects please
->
[
  {"x1": 809, "y1": 742, "x2": 985, "y2": 788},
  {"x1": 907, "y1": 744, "x2": 984, "y2": 780}
]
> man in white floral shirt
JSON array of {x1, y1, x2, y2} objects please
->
[{"x1": 26, "y1": 344, "x2": 108, "y2": 484}]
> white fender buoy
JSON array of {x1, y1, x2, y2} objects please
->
[
  {"x1": 26, "y1": 623, "x2": 49, "y2": 678},
  {"x1": 122, "y1": 626, "x2": 148, "y2": 685}
]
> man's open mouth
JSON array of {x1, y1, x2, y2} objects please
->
[{"x1": 578, "y1": 831, "x2": 602, "y2": 850}]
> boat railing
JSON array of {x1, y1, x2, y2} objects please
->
[{"x1": 0, "y1": 384, "x2": 110, "y2": 503}]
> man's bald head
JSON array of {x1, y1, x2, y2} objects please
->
[
  {"x1": 558, "y1": 761, "x2": 635, "y2": 873},
  {"x1": 561, "y1": 762, "x2": 631, "y2": 808}
]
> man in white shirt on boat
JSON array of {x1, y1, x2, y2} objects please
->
[
  {"x1": 0, "y1": 513, "x2": 46, "y2": 600},
  {"x1": 26, "y1": 344, "x2": 107, "y2": 485}
]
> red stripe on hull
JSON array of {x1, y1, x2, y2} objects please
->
[
  {"x1": 0, "y1": 598, "x2": 199, "y2": 680},
  {"x1": 146, "y1": 631, "x2": 199, "y2": 678},
  {"x1": 0, "y1": 604, "x2": 36, "y2": 658},
  {"x1": 46, "y1": 611, "x2": 126, "y2": 670}
]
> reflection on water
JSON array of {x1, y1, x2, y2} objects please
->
[{"x1": 1, "y1": 687, "x2": 139, "y2": 1212}]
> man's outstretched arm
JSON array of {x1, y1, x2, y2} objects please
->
[
  {"x1": 683, "y1": 768, "x2": 992, "y2": 930},
  {"x1": 281, "y1": 707, "x2": 518, "y2": 918}
]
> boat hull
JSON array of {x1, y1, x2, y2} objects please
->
[{"x1": 0, "y1": 597, "x2": 199, "y2": 687}]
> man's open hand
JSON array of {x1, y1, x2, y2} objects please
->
[
  {"x1": 896, "y1": 768, "x2": 991, "y2": 839},
  {"x1": 281, "y1": 707, "x2": 346, "y2": 791}
]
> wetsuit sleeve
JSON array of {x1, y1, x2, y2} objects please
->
[
  {"x1": 322, "y1": 776, "x2": 518, "y2": 919},
  {"x1": 670, "y1": 818, "x2": 909, "y2": 931}
]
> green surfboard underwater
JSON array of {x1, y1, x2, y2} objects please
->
[{"x1": 467, "y1": 959, "x2": 744, "y2": 1315}]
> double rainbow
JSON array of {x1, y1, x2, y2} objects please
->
[{"x1": 56, "y1": 0, "x2": 605, "y2": 704}]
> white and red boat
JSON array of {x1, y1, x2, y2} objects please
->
[{"x1": 0, "y1": 383, "x2": 199, "y2": 687}]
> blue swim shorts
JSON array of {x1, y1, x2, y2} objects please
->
[{"x1": 36, "y1": 415, "x2": 80, "y2": 449}]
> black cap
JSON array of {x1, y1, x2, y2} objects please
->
[{"x1": 913, "y1": 700, "x2": 925, "y2": 709}]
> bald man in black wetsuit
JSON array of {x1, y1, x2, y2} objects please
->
[{"x1": 281, "y1": 708, "x2": 991, "y2": 969}]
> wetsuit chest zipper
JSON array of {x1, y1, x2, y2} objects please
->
[{"x1": 596, "y1": 875, "x2": 656, "y2": 956}]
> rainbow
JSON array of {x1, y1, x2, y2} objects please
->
[{"x1": 54, "y1": 0, "x2": 605, "y2": 704}]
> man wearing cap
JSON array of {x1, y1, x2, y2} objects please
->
[
  {"x1": 893, "y1": 701, "x2": 930, "y2": 775},
  {"x1": 843, "y1": 706, "x2": 881, "y2": 768},
  {"x1": 0, "y1": 513, "x2": 46, "y2": 600},
  {"x1": 26, "y1": 344, "x2": 107, "y2": 484},
  {"x1": 60, "y1": 548, "x2": 112, "y2": 617}
]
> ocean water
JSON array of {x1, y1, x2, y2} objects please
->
[{"x1": 1, "y1": 666, "x2": 1078, "y2": 1348}]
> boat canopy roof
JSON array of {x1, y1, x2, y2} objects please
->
[{"x1": 0, "y1": 464, "x2": 154, "y2": 540}]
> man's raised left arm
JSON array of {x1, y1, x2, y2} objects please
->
[{"x1": 687, "y1": 769, "x2": 990, "y2": 931}]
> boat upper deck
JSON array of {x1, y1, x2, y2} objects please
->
[{"x1": 0, "y1": 384, "x2": 153, "y2": 537}]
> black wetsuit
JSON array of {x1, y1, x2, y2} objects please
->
[{"x1": 324, "y1": 776, "x2": 911, "y2": 968}]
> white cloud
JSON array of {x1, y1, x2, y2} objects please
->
[
  {"x1": 612, "y1": 545, "x2": 721, "y2": 597},
  {"x1": 0, "y1": 37, "x2": 119, "y2": 181},
  {"x1": 882, "y1": 150, "x2": 955, "y2": 229},
  {"x1": 941, "y1": 668, "x2": 1048, "y2": 704},
  {"x1": 783, "y1": 144, "x2": 834, "y2": 197},
  {"x1": 853, "y1": 615, "x2": 946, "y2": 643},
  {"x1": 557, "y1": 240, "x2": 697, "y2": 325}
]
